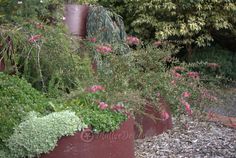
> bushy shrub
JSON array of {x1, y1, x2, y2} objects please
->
[
  {"x1": 57, "y1": 89, "x2": 128, "y2": 133},
  {"x1": 98, "y1": 0, "x2": 236, "y2": 47},
  {"x1": 0, "y1": 73, "x2": 52, "y2": 146},
  {"x1": 89, "y1": 42, "x2": 216, "y2": 116},
  {"x1": 189, "y1": 45, "x2": 236, "y2": 81},
  {"x1": 6, "y1": 111, "x2": 87, "y2": 158},
  {"x1": 0, "y1": 23, "x2": 93, "y2": 94}
]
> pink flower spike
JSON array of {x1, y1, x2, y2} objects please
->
[
  {"x1": 174, "y1": 72, "x2": 182, "y2": 79},
  {"x1": 153, "y1": 40, "x2": 162, "y2": 47},
  {"x1": 161, "y1": 111, "x2": 169, "y2": 121},
  {"x1": 88, "y1": 37, "x2": 97, "y2": 43},
  {"x1": 96, "y1": 45, "x2": 112, "y2": 54},
  {"x1": 174, "y1": 66, "x2": 185, "y2": 71},
  {"x1": 87, "y1": 85, "x2": 105, "y2": 93},
  {"x1": 28, "y1": 35, "x2": 42, "y2": 43},
  {"x1": 112, "y1": 104, "x2": 125, "y2": 111},
  {"x1": 187, "y1": 71, "x2": 200, "y2": 79},
  {"x1": 98, "y1": 102, "x2": 108, "y2": 110},
  {"x1": 127, "y1": 36, "x2": 140, "y2": 46},
  {"x1": 182, "y1": 91, "x2": 191, "y2": 98}
]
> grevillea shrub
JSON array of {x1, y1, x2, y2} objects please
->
[
  {"x1": 0, "y1": 23, "x2": 93, "y2": 94},
  {"x1": 0, "y1": 73, "x2": 52, "y2": 150},
  {"x1": 89, "y1": 42, "x2": 217, "y2": 116}
]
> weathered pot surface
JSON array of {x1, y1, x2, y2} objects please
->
[{"x1": 41, "y1": 118, "x2": 135, "y2": 158}]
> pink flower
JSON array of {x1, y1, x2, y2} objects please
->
[
  {"x1": 87, "y1": 85, "x2": 105, "y2": 93},
  {"x1": 174, "y1": 66, "x2": 185, "y2": 71},
  {"x1": 96, "y1": 45, "x2": 112, "y2": 54},
  {"x1": 207, "y1": 63, "x2": 220, "y2": 69},
  {"x1": 98, "y1": 102, "x2": 108, "y2": 110},
  {"x1": 171, "y1": 80, "x2": 176, "y2": 86},
  {"x1": 174, "y1": 72, "x2": 182, "y2": 78},
  {"x1": 180, "y1": 98, "x2": 192, "y2": 116},
  {"x1": 153, "y1": 40, "x2": 162, "y2": 47},
  {"x1": 28, "y1": 35, "x2": 42, "y2": 43},
  {"x1": 112, "y1": 104, "x2": 125, "y2": 111},
  {"x1": 161, "y1": 111, "x2": 170, "y2": 121},
  {"x1": 127, "y1": 36, "x2": 140, "y2": 46},
  {"x1": 182, "y1": 91, "x2": 191, "y2": 98},
  {"x1": 88, "y1": 37, "x2": 97, "y2": 43},
  {"x1": 187, "y1": 71, "x2": 200, "y2": 79}
]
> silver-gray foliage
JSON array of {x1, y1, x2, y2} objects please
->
[{"x1": 7, "y1": 111, "x2": 87, "y2": 158}]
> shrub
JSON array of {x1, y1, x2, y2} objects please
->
[
  {"x1": 0, "y1": 23, "x2": 93, "y2": 94},
  {"x1": 6, "y1": 111, "x2": 87, "y2": 158},
  {"x1": 189, "y1": 45, "x2": 236, "y2": 81},
  {"x1": 57, "y1": 89, "x2": 128, "y2": 133},
  {"x1": 0, "y1": 73, "x2": 52, "y2": 146},
  {"x1": 98, "y1": 0, "x2": 236, "y2": 47}
]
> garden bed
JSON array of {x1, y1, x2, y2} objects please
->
[{"x1": 40, "y1": 118, "x2": 135, "y2": 158}]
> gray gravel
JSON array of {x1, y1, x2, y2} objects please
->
[
  {"x1": 205, "y1": 87, "x2": 236, "y2": 117},
  {"x1": 135, "y1": 117, "x2": 236, "y2": 158}
]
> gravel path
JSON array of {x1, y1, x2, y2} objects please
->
[{"x1": 135, "y1": 117, "x2": 236, "y2": 158}]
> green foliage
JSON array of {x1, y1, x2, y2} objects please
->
[
  {"x1": 6, "y1": 111, "x2": 87, "y2": 158},
  {"x1": 0, "y1": 73, "x2": 52, "y2": 146},
  {"x1": 189, "y1": 45, "x2": 236, "y2": 80},
  {"x1": 98, "y1": 0, "x2": 236, "y2": 46},
  {"x1": 56, "y1": 94, "x2": 127, "y2": 133},
  {"x1": 0, "y1": 23, "x2": 93, "y2": 94},
  {"x1": 0, "y1": 0, "x2": 64, "y2": 24},
  {"x1": 90, "y1": 43, "x2": 214, "y2": 115}
]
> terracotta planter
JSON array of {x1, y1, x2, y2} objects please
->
[
  {"x1": 0, "y1": 59, "x2": 5, "y2": 72},
  {"x1": 134, "y1": 97, "x2": 173, "y2": 139},
  {"x1": 64, "y1": 4, "x2": 89, "y2": 37},
  {"x1": 41, "y1": 118, "x2": 135, "y2": 158}
]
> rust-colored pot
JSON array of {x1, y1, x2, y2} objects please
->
[
  {"x1": 134, "y1": 97, "x2": 173, "y2": 139},
  {"x1": 64, "y1": 4, "x2": 89, "y2": 37},
  {"x1": 0, "y1": 59, "x2": 5, "y2": 72},
  {"x1": 41, "y1": 118, "x2": 135, "y2": 158}
]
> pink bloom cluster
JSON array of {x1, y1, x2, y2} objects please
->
[
  {"x1": 187, "y1": 71, "x2": 200, "y2": 79},
  {"x1": 180, "y1": 91, "x2": 192, "y2": 116},
  {"x1": 207, "y1": 63, "x2": 220, "y2": 69},
  {"x1": 153, "y1": 40, "x2": 162, "y2": 47},
  {"x1": 171, "y1": 66, "x2": 185, "y2": 79},
  {"x1": 98, "y1": 102, "x2": 108, "y2": 110},
  {"x1": 127, "y1": 36, "x2": 140, "y2": 46},
  {"x1": 96, "y1": 45, "x2": 112, "y2": 54},
  {"x1": 28, "y1": 35, "x2": 42, "y2": 43},
  {"x1": 174, "y1": 66, "x2": 185, "y2": 71},
  {"x1": 88, "y1": 37, "x2": 97, "y2": 43},
  {"x1": 161, "y1": 111, "x2": 170, "y2": 121},
  {"x1": 87, "y1": 85, "x2": 105, "y2": 93},
  {"x1": 180, "y1": 98, "x2": 192, "y2": 116},
  {"x1": 182, "y1": 91, "x2": 191, "y2": 98},
  {"x1": 112, "y1": 104, "x2": 125, "y2": 111}
]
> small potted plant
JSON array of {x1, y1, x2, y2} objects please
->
[{"x1": 64, "y1": 0, "x2": 97, "y2": 37}]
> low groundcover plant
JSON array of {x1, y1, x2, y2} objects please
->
[{"x1": 5, "y1": 111, "x2": 87, "y2": 158}]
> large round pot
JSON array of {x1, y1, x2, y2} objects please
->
[
  {"x1": 41, "y1": 118, "x2": 135, "y2": 158},
  {"x1": 64, "y1": 4, "x2": 89, "y2": 37},
  {"x1": 134, "y1": 97, "x2": 173, "y2": 139}
]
